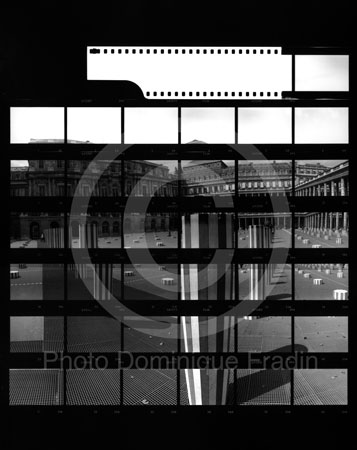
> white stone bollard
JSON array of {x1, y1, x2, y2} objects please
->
[
  {"x1": 161, "y1": 278, "x2": 174, "y2": 285},
  {"x1": 312, "y1": 244, "x2": 322, "y2": 248},
  {"x1": 337, "y1": 271, "x2": 344, "y2": 278},
  {"x1": 313, "y1": 279, "x2": 323, "y2": 285},
  {"x1": 325, "y1": 269, "x2": 331, "y2": 274},
  {"x1": 303, "y1": 239, "x2": 310, "y2": 244},
  {"x1": 304, "y1": 273, "x2": 311, "y2": 278},
  {"x1": 10, "y1": 270, "x2": 19, "y2": 279},
  {"x1": 333, "y1": 289, "x2": 348, "y2": 300},
  {"x1": 124, "y1": 271, "x2": 134, "y2": 276},
  {"x1": 336, "y1": 238, "x2": 343, "y2": 244}
]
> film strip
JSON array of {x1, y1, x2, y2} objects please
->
[
  {"x1": 6, "y1": 46, "x2": 350, "y2": 413},
  {"x1": 87, "y1": 46, "x2": 290, "y2": 99}
]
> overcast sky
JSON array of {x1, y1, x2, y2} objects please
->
[
  {"x1": 11, "y1": 107, "x2": 65, "y2": 143},
  {"x1": 68, "y1": 107, "x2": 121, "y2": 143},
  {"x1": 295, "y1": 108, "x2": 348, "y2": 143},
  {"x1": 296, "y1": 55, "x2": 349, "y2": 91},
  {"x1": 125, "y1": 108, "x2": 178, "y2": 143},
  {"x1": 181, "y1": 108, "x2": 235, "y2": 144},
  {"x1": 10, "y1": 106, "x2": 349, "y2": 147},
  {"x1": 238, "y1": 108, "x2": 292, "y2": 143}
]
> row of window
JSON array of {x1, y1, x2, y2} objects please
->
[{"x1": 11, "y1": 181, "x2": 294, "y2": 197}]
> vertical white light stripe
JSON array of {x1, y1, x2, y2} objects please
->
[
  {"x1": 192, "y1": 369, "x2": 202, "y2": 406},
  {"x1": 190, "y1": 316, "x2": 201, "y2": 353},
  {"x1": 190, "y1": 265, "x2": 199, "y2": 301},
  {"x1": 184, "y1": 368, "x2": 193, "y2": 405},
  {"x1": 181, "y1": 265, "x2": 186, "y2": 300}
]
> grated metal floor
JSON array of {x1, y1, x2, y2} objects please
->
[
  {"x1": 123, "y1": 369, "x2": 177, "y2": 405},
  {"x1": 67, "y1": 316, "x2": 121, "y2": 352},
  {"x1": 124, "y1": 323, "x2": 177, "y2": 353},
  {"x1": 238, "y1": 317, "x2": 292, "y2": 352},
  {"x1": 236, "y1": 369, "x2": 291, "y2": 405},
  {"x1": 10, "y1": 369, "x2": 63, "y2": 405},
  {"x1": 294, "y1": 369, "x2": 347, "y2": 405},
  {"x1": 66, "y1": 369, "x2": 121, "y2": 405}
]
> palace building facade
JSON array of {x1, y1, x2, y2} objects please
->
[{"x1": 10, "y1": 159, "x2": 348, "y2": 240}]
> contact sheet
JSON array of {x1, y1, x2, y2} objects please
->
[{"x1": 6, "y1": 45, "x2": 350, "y2": 413}]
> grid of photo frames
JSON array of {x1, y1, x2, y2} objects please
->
[{"x1": 9, "y1": 50, "x2": 349, "y2": 409}]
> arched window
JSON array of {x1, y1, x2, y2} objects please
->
[
  {"x1": 102, "y1": 221, "x2": 109, "y2": 234},
  {"x1": 30, "y1": 222, "x2": 41, "y2": 239}
]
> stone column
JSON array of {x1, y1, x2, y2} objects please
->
[
  {"x1": 343, "y1": 213, "x2": 348, "y2": 230},
  {"x1": 331, "y1": 181, "x2": 335, "y2": 196},
  {"x1": 181, "y1": 213, "x2": 235, "y2": 405},
  {"x1": 248, "y1": 225, "x2": 265, "y2": 301},
  {"x1": 329, "y1": 212, "x2": 333, "y2": 230},
  {"x1": 324, "y1": 212, "x2": 328, "y2": 230},
  {"x1": 43, "y1": 227, "x2": 64, "y2": 248},
  {"x1": 336, "y1": 212, "x2": 340, "y2": 230},
  {"x1": 93, "y1": 263, "x2": 113, "y2": 301},
  {"x1": 182, "y1": 317, "x2": 235, "y2": 405},
  {"x1": 78, "y1": 221, "x2": 113, "y2": 300}
]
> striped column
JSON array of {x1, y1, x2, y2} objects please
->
[
  {"x1": 181, "y1": 213, "x2": 235, "y2": 405},
  {"x1": 249, "y1": 225, "x2": 265, "y2": 300},
  {"x1": 77, "y1": 222, "x2": 98, "y2": 280},
  {"x1": 79, "y1": 222, "x2": 98, "y2": 249},
  {"x1": 43, "y1": 228, "x2": 65, "y2": 248},
  {"x1": 182, "y1": 316, "x2": 235, "y2": 405},
  {"x1": 93, "y1": 264, "x2": 113, "y2": 300},
  {"x1": 264, "y1": 226, "x2": 273, "y2": 285},
  {"x1": 181, "y1": 213, "x2": 234, "y2": 300}
]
